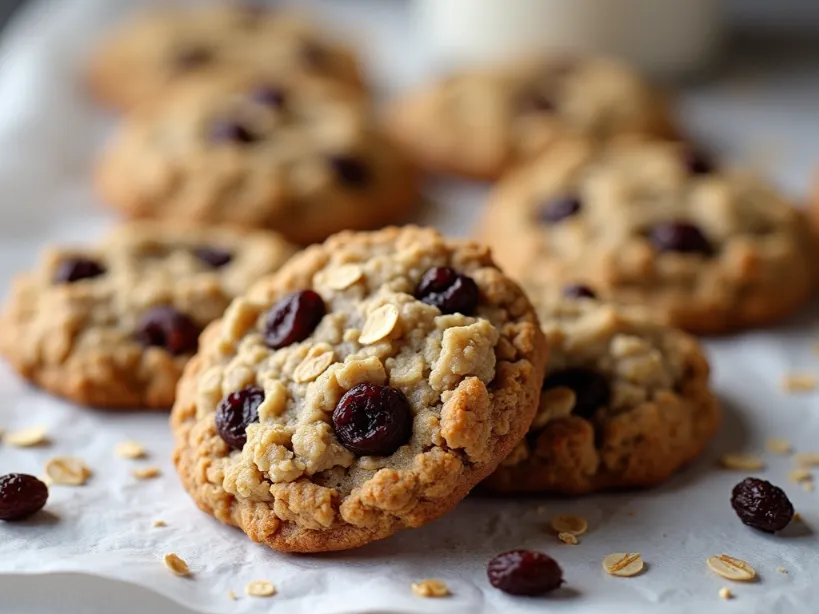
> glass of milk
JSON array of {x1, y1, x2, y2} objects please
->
[{"x1": 415, "y1": 0, "x2": 722, "y2": 78}]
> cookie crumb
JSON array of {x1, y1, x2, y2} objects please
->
[
  {"x1": 794, "y1": 512, "x2": 802, "y2": 522},
  {"x1": 152, "y1": 520, "x2": 167, "y2": 528},
  {"x1": 789, "y1": 468, "x2": 812, "y2": 483},
  {"x1": 411, "y1": 579, "x2": 450, "y2": 598},
  {"x1": 720, "y1": 453, "x2": 765, "y2": 471},
  {"x1": 602, "y1": 553, "x2": 643, "y2": 577},
  {"x1": 706, "y1": 554, "x2": 756, "y2": 581},
  {"x1": 802, "y1": 481, "x2": 814, "y2": 493},
  {"x1": 163, "y1": 553, "x2": 190, "y2": 576},
  {"x1": 558, "y1": 532, "x2": 578, "y2": 545},
  {"x1": 245, "y1": 580, "x2": 276, "y2": 598},
  {"x1": 115, "y1": 440, "x2": 147, "y2": 459},
  {"x1": 358, "y1": 304, "x2": 400, "y2": 345},
  {"x1": 550, "y1": 514, "x2": 588, "y2": 536},
  {"x1": 719, "y1": 587, "x2": 734, "y2": 600},
  {"x1": 5, "y1": 426, "x2": 49, "y2": 447},
  {"x1": 781, "y1": 374, "x2": 817, "y2": 393},
  {"x1": 766, "y1": 437, "x2": 792, "y2": 455},
  {"x1": 777, "y1": 566, "x2": 788, "y2": 574},
  {"x1": 794, "y1": 452, "x2": 819, "y2": 467},
  {"x1": 227, "y1": 590, "x2": 237, "y2": 600},
  {"x1": 44, "y1": 457, "x2": 92, "y2": 486},
  {"x1": 132, "y1": 466, "x2": 161, "y2": 480}
]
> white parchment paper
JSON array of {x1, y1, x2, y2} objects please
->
[{"x1": 1, "y1": 1, "x2": 818, "y2": 613}]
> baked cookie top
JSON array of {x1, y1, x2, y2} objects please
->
[
  {"x1": 480, "y1": 138, "x2": 815, "y2": 334},
  {"x1": 0, "y1": 222, "x2": 295, "y2": 409},
  {"x1": 88, "y1": 5, "x2": 364, "y2": 109},
  {"x1": 386, "y1": 57, "x2": 675, "y2": 179},
  {"x1": 484, "y1": 290, "x2": 720, "y2": 494},
  {"x1": 171, "y1": 226, "x2": 547, "y2": 552},
  {"x1": 96, "y1": 76, "x2": 418, "y2": 245}
]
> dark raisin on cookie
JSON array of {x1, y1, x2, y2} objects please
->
[
  {"x1": 0, "y1": 473, "x2": 48, "y2": 521},
  {"x1": 328, "y1": 155, "x2": 370, "y2": 188},
  {"x1": 251, "y1": 85, "x2": 286, "y2": 108},
  {"x1": 136, "y1": 306, "x2": 200, "y2": 355},
  {"x1": 215, "y1": 385, "x2": 265, "y2": 450},
  {"x1": 301, "y1": 41, "x2": 329, "y2": 69},
  {"x1": 538, "y1": 196, "x2": 581, "y2": 224},
  {"x1": 53, "y1": 258, "x2": 105, "y2": 284},
  {"x1": 210, "y1": 120, "x2": 258, "y2": 144},
  {"x1": 264, "y1": 290, "x2": 326, "y2": 349},
  {"x1": 731, "y1": 477, "x2": 794, "y2": 533},
  {"x1": 171, "y1": 45, "x2": 212, "y2": 71},
  {"x1": 415, "y1": 266, "x2": 479, "y2": 315},
  {"x1": 487, "y1": 550, "x2": 564, "y2": 596},
  {"x1": 562, "y1": 284, "x2": 596, "y2": 300},
  {"x1": 648, "y1": 221, "x2": 714, "y2": 256},
  {"x1": 543, "y1": 368, "x2": 610, "y2": 420},
  {"x1": 518, "y1": 89, "x2": 556, "y2": 113},
  {"x1": 684, "y1": 149, "x2": 715, "y2": 176},
  {"x1": 332, "y1": 383, "x2": 413, "y2": 456},
  {"x1": 192, "y1": 246, "x2": 233, "y2": 268}
]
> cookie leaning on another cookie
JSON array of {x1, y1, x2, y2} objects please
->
[
  {"x1": 479, "y1": 138, "x2": 815, "y2": 334},
  {"x1": 483, "y1": 289, "x2": 720, "y2": 495},
  {"x1": 171, "y1": 226, "x2": 548, "y2": 552},
  {"x1": 88, "y1": 5, "x2": 365, "y2": 110},
  {"x1": 0, "y1": 222, "x2": 296, "y2": 409},
  {"x1": 95, "y1": 75, "x2": 418, "y2": 245},
  {"x1": 386, "y1": 57, "x2": 675, "y2": 180}
]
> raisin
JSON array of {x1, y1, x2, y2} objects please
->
[
  {"x1": 54, "y1": 258, "x2": 105, "y2": 284},
  {"x1": 251, "y1": 85, "x2": 286, "y2": 108},
  {"x1": 543, "y1": 368, "x2": 610, "y2": 420},
  {"x1": 731, "y1": 477, "x2": 794, "y2": 533},
  {"x1": 538, "y1": 196, "x2": 581, "y2": 224},
  {"x1": 263, "y1": 290, "x2": 326, "y2": 349},
  {"x1": 562, "y1": 284, "x2": 596, "y2": 300},
  {"x1": 332, "y1": 383, "x2": 413, "y2": 456},
  {"x1": 0, "y1": 473, "x2": 48, "y2": 521},
  {"x1": 210, "y1": 120, "x2": 258, "y2": 144},
  {"x1": 328, "y1": 155, "x2": 370, "y2": 188},
  {"x1": 487, "y1": 550, "x2": 564, "y2": 596},
  {"x1": 136, "y1": 306, "x2": 200, "y2": 355},
  {"x1": 415, "y1": 267, "x2": 479, "y2": 315},
  {"x1": 171, "y1": 46, "x2": 212, "y2": 71},
  {"x1": 649, "y1": 221, "x2": 713, "y2": 256},
  {"x1": 684, "y1": 149, "x2": 715, "y2": 175},
  {"x1": 193, "y1": 246, "x2": 232, "y2": 268},
  {"x1": 215, "y1": 385, "x2": 265, "y2": 450}
]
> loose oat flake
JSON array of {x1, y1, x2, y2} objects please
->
[
  {"x1": 114, "y1": 440, "x2": 146, "y2": 459},
  {"x1": 550, "y1": 514, "x2": 589, "y2": 536},
  {"x1": 789, "y1": 468, "x2": 813, "y2": 483},
  {"x1": 5, "y1": 426, "x2": 48, "y2": 447},
  {"x1": 706, "y1": 555, "x2": 756, "y2": 581},
  {"x1": 44, "y1": 457, "x2": 92, "y2": 486},
  {"x1": 765, "y1": 437, "x2": 792, "y2": 455},
  {"x1": 358, "y1": 304, "x2": 400, "y2": 345},
  {"x1": 411, "y1": 579, "x2": 450, "y2": 598},
  {"x1": 794, "y1": 453, "x2": 819, "y2": 467},
  {"x1": 719, "y1": 587, "x2": 734, "y2": 600},
  {"x1": 720, "y1": 453, "x2": 765, "y2": 471},
  {"x1": 777, "y1": 567, "x2": 788, "y2": 574},
  {"x1": 132, "y1": 466, "x2": 160, "y2": 480},
  {"x1": 558, "y1": 532, "x2": 578, "y2": 545},
  {"x1": 781, "y1": 374, "x2": 818, "y2": 393},
  {"x1": 163, "y1": 553, "x2": 190, "y2": 576},
  {"x1": 603, "y1": 553, "x2": 644, "y2": 577},
  {"x1": 152, "y1": 520, "x2": 167, "y2": 528},
  {"x1": 245, "y1": 580, "x2": 276, "y2": 598}
]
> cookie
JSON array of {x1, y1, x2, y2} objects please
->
[
  {"x1": 0, "y1": 222, "x2": 296, "y2": 409},
  {"x1": 386, "y1": 57, "x2": 675, "y2": 179},
  {"x1": 479, "y1": 138, "x2": 815, "y2": 334},
  {"x1": 95, "y1": 75, "x2": 418, "y2": 245},
  {"x1": 483, "y1": 290, "x2": 720, "y2": 495},
  {"x1": 171, "y1": 226, "x2": 547, "y2": 552},
  {"x1": 88, "y1": 5, "x2": 364, "y2": 110}
]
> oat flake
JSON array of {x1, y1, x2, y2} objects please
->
[
  {"x1": 132, "y1": 466, "x2": 161, "y2": 480},
  {"x1": 603, "y1": 553, "x2": 644, "y2": 577},
  {"x1": 550, "y1": 514, "x2": 588, "y2": 536},
  {"x1": 292, "y1": 349, "x2": 335, "y2": 383},
  {"x1": 777, "y1": 567, "x2": 788, "y2": 574},
  {"x1": 245, "y1": 580, "x2": 276, "y2": 597},
  {"x1": 558, "y1": 532, "x2": 578, "y2": 545},
  {"x1": 359, "y1": 304, "x2": 400, "y2": 345},
  {"x1": 794, "y1": 452, "x2": 819, "y2": 467},
  {"x1": 720, "y1": 453, "x2": 765, "y2": 471},
  {"x1": 163, "y1": 553, "x2": 190, "y2": 576},
  {"x1": 114, "y1": 440, "x2": 146, "y2": 459},
  {"x1": 5, "y1": 426, "x2": 48, "y2": 447},
  {"x1": 781, "y1": 373, "x2": 817, "y2": 393},
  {"x1": 152, "y1": 520, "x2": 167, "y2": 528},
  {"x1": 325, "y1": 264, "x2": 363, "y2": 290},
  {"x1": 44, "y1": 457, "x2": 92, "y2": 485},
  {"x1": 765, "y1": 437, "x2": 792, "y2": 455},
  {"x1": 411, "y1": 579, "x2": 450, "y2": 598},
  {"x1": 789, "y1": 468, "x2": 812, "y2": 483},
  {"x1": 706, "y1": 555, "x2": 756, "y2": 581}
]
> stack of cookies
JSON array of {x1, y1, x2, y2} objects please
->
[{"x1": 2, "y1": 3, "x2": 812, "y2": 567}]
